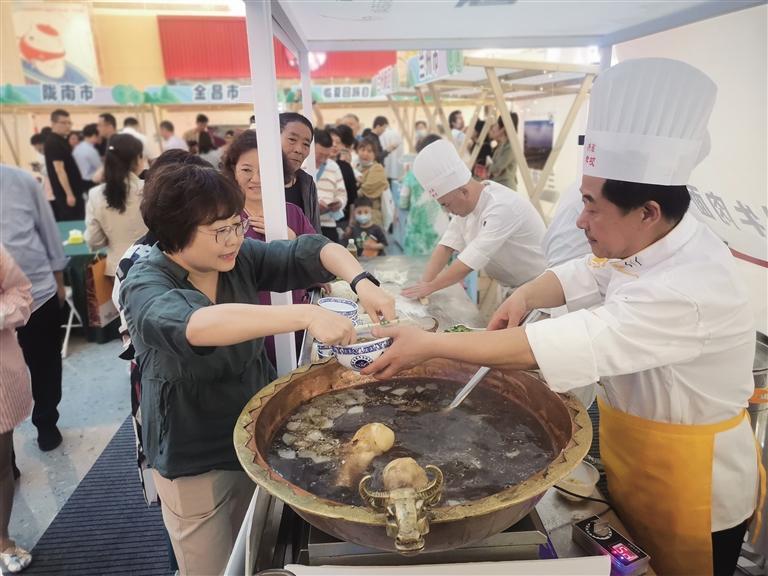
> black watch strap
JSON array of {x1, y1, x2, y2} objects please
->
[{"x1": 350, "y1": 271, "x2": 380, "y2": 294}]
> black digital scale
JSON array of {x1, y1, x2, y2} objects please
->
[{"x1": 572, "y1": 515, "x2": 651, "y2": 575}]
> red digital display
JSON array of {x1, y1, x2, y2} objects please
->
[{"x1": 611, "y1": 543, "x2": 639, "y2": 564}]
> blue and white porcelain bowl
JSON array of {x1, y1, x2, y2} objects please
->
[
  {"x1": 317, "y1": 297, "x2": 359, "y2": 321},
  {"x1": 332, "y1": 337, "x2": 392, "y2": 372}
]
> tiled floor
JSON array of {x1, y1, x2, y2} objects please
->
[{"x1": 9, "y1": 335, "x2": 130, "y2": 550}]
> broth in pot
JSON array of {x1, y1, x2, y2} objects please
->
[{"x1": 267, "y1": 378, "x2": 557, "y2": 506}]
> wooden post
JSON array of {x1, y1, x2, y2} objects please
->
[
  {"x1": 387, "y1": 96, "x2": 412, "y2": 153},
  {"x1": 458, "y1": 102, "x2": 482, "y2": 160},
  {"x1": 485, "y1": 66, "x2": 544, "y2": 217},
  {"x1": 427, "y1": 83, "x2": 454, "y2": 145},
  {"x1": 467, "y1": 110, "x2": 495, "y2": 169},
  {"x1": 415, "y1": 87, "x2": 437, "y2": 133},
  {"x1": 0, "y1": 113, "x2": 20, "y2": 166},
  {"x1": 531, "y1": 75, "x2": 593, "y2": 203},
  {"x1": 149, "y1": 105, "x2": 164, "y2": 156}
]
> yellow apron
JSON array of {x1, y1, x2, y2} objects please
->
[{"x1": 598, "y1": 398, "x2": 758, "y2": 576}]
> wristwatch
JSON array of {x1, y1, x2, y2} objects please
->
[{"x1": 350, "y1": 271, "x2": 380, "y2": 294}]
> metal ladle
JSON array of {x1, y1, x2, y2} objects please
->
[{"x1": 445, "y1": 310, "x2": 541, "y2": 411}]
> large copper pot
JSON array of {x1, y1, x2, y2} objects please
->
[{"x1": 234, "y1": 358, "x2": 591, "y2": 553}]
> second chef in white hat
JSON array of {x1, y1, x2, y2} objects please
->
[
  {"x1": 400, "y1": 138, "x2": 546, "y2": 305},
  {"x1": 365, "y1": 58, "x2": 761, "y2": 576}
]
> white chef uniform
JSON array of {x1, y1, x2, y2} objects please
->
[
  {"x1": 414, "y1": 139, "x2": 547, "y2": 290},
  {"x1": 522, "y1": 59, "x2": 759, "y2": 574}
]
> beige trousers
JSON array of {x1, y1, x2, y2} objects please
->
[{"x1": 152, "y1": 469, "x2": 255, "y2": 576}]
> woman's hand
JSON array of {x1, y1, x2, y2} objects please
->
[
  {"x1": 355, "y1": 280, "x2": 396, "y2": 323},
  {"x1": 361, "y1": 326, "x2": 434, "y2": 379},
  {"x1": 248, "y1": 215, "x2": 266, "y2": 236},
  {"x1": 307, "y1": 307, "x2": 356, "y2": 345}
]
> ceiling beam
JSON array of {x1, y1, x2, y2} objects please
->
[
  {"x1": 464, "y1": 57, "x2": 600, "y2": 74},
  {"x1": 271, "y1": 0, "x2": 308, "y2": 55},
  {"x1": 304, "y1": 35, "x2": 605, "y2": 52}
]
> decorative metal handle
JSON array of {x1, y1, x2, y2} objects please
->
[{"x1": 359, "y1": 465, "x2": 444, "y2": 554}]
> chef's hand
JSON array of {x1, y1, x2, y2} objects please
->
[
  {"x1": 361, "y1": 326, "x2": 433, "y2": 379},
  {"x1": 307, "y1": 307, "x2": 356, "y2": 346},
  {"x1": 401, "y1": 282, "x2": 433, "y2": 300},
  {"x1": 487, "y1": 292, "x2": 528, "y2": 331},
  {"x1": 356, "y1": 280, "x2": 396, "y2": 323}
]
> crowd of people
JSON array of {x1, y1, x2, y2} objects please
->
[
  {"x1": 0, "y1": 103, "x2": 558, "y2": 574},
  {"x1": 2, "y1": 55, "x2": 759, "y2": 576}
]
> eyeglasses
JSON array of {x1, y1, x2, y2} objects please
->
[{"x1": 198, "y1": 218, "x2": 247, "y2": 244}]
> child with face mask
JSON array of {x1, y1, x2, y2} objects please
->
[{"x1": 343, "y1": 197, "x2": 387, "y2": 258}]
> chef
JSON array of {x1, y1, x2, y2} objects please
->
[
  {"x1": 364, "y1": 58, "x2": 762, "y2": 576},
  {"x1": 400, "y1": 139, "x2": 546, "y2": 302}
]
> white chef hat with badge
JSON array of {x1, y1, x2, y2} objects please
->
[
  {"x1": 413, "y1": 139, "x2": 472, "y2": 199},
  {"x1": 583, "y1": 58, "x2": 717, "y2": 186}
]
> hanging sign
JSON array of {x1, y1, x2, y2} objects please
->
[
  {"x1": 372, "y1": 65, "x2": 399, "y2": 96},
  {"x1": 410, "y1": 50, "x2": 464, "y2": 86}
]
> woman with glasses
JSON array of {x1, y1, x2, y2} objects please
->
[{"x1": 119, "y1": 162, "x2": 395, "y2": 576}]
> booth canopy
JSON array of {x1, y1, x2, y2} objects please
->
[{"x1": 274, "y1": 0, "x2": 763, "y2": 52}]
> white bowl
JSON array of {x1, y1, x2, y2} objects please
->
[
  {"x1": 331, "y1": 337, "x2": 392, "y2": 372},
  {"x1": 318, "y1": 297, "x2": 359, "y2": 320},
  {"x1": 554, "y1": 461, "x2": 600, "y2": 501}
]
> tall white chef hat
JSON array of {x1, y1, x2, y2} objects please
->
[
  {"x1": 413, "y1": 139, "x2": 472, "y2": 199},
  {"x1": 583, "y1": 58, "x2": 716, "y2": 186}
]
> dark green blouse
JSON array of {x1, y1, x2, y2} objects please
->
[{"x1": 120, "y1": 235, "x2": 333, "y2": 479}]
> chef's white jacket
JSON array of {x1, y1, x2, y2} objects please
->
[
  {"x1": 439, "y1": 181, "x2": 547, "y2": 289},
  {"x1": 542, "y1": 182, "x2": 591, "y2": 267},
  {"x1": 526, "y1": 213, "x2": 759, "y2": 530}
]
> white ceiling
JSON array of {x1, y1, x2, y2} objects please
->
[{"x1": 274, "y1": 0, "x2": 764, "y2": 52}]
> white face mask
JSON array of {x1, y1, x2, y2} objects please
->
[
  {"x1": 355, "y1": 213, "x2": 371, "y2": 225},
  {"x1": 359, "y1": 159, "x2": 374, "y2": 168},
  {"x1": 415, "y1": 129, "x2": 427, "y2": 140}
]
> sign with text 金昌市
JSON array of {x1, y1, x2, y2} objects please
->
[
  {"x1": 144, "y1": 84, "x2": 246, "y2": 105},
  {"x1": 687, "y1": 185, "x2": 767, "y2": 267}
]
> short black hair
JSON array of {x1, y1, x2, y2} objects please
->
[
  {"x1": 123, "y1": 117, "x2": 139, "y2": 128},
  {"x1": 357, "y1": 135, "x2": 382, "y2": 158},
  {"x1": 147, "y1": 149, "x2": 212, "y2": 182},
  {"x1": 448, "y1": 110, "x2": 462, "y2": 128},
  {"x1": 279, "y1": 112, "x2": 314, "y2": 141},
  {"x1": 496, "y1": 112, "x2": 519, "y2": 132},
  {"x1": 196, "y1": 114, "x2": 209, "y2": 124},
  {"x1": 416, "y1": 133, "x2": 441, "y2": 153},
  {"x1": 249, "y1": 115, "x2": 255, "y2": 125},
  {"x1": 50, "y1": 109, "x2": 69, "y2": 122},
  {"x1": 159, "y1": 120, "x2": 174, "y2": 132},
  {"x1": 141, "y1": 163, "x2": 244, "y2": 253},
  {"x1": 314, "y1": 127, "x2": 333, "y2": 148},
  {"x1": 198, "y1": 131, "x2": 216, "y2": 154},
  {"x1": 602, "y1": 180, "x2": 690, "y2": 224},
  {"x1": 373, "y1": 116, "x2": 388, "y2": 128},
  {"x1": 99, "y1": 113, "x2": 117, "y2": 128},
  {"x1": 354, "y1": 196, "x2": 372, "y2": 208},
  {"x1": 30, "y1": 134, "x2": 45, "y2": 146},
  {"x1": 82, "y1": 123, "x2": 99, "y2": 138},
  {"x1": 415, "y1": 120, "x2": 427, "y2": 128},
  {"x1": 225, "y1": 129, "x2": 235, "y2": 137},
  {"x1": 333, "y1": 123, "x2": 355, "y2": 147}
]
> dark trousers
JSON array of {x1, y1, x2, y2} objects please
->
[
  {"x1": 712, "y1": 519, "x2": 748, "y2": 576},
  {"x1": 16, "y1": 294, "x2": 63, "y2": 433},
  {"x1": 321, "y1": 225, "x2": 340, "y2": 244}
]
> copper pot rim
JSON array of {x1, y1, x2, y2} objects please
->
[{"x1": 234, "y1": 358, "x2": 592, "y2": 527}]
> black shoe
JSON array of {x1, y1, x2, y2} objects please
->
[{"x1": 37, "y1": 427, "x2": 63, "y2": 451}]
